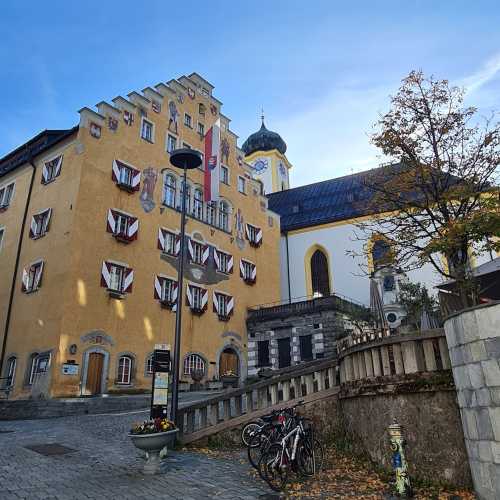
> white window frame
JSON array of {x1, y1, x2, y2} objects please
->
[
  {"x1": 146, "y1": 356, "x2": 153, "y2": 375},
  {"x1": 191, "y1": 240, "x2": 204, "y2": 265},
  {"x1": 238, "y1": 176, "x2": 246, "y2": 194},
  {"x1": 197, "y1": 122, "x2": 205, "y2": 136},
  {"x1": 163, "y1": 174, "x2": 177, "y2": 207},
  {"x1": 218, "y1": 250, "x2": 231, "y2": 274},
  {"x1": 183, "y1": 353, "x2": 206, "y2": 376},
  {"x1": 220, "y1": 165, "x2": 229, "y2": 185},
  {"x1": 206, "y1": 201, "x2": 217, "y2": 226},
  {"x1": 117, "y1": 356, "x2": 132, "y2": 384},
  {"x1": 6, "y1": 357, "x2": 16, "y2": 387},
  {"x1": 241, "y1": 259, "x2": 255, "y2": 281},
  {"x1": 219, "y1": 201, "x2": 230, "y2": 232},
  {"x1": 193, "y1": 188, "x2": 203, "y2": 220},
  {"x1": 190, "y1": 285, "x2": 203, "y2": 310},
  {"x1": 217, "y1": 292, "x2": 231, "y2": 318},
  {"x1": 180, "y1": 181, "x2": 191, "y2": 213},
  {"x1": 24, "y1": 261, "x2": 43, "y2": 293},
  {"x1": 0, "y1": 227, "x2": 5, "y2": 253},
  {"x1": 0, "y1": 182, "x2": 15, "y2": 208},
  {"x1": 140, "y1": 117, "x2": 154, "y2": 143},
  {"x1": 166, "y1": 134, "x2": 177, "y2": 153},
  {"x1": 109, "y1": 264, "x2": 125, "y2": 292},
  {"x1": 184, "y1": 113, "x2": 192, "y2": 128},
  {"x1": 163, "y1": 230, "x2": 176, "y2": 255},
  {"x1": 161, "y1": 277, "x2": 176, "y2": 302}
]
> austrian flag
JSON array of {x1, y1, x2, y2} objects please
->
[{"x1": 204, "y1": 119, "x2": 221, "y2": 202}]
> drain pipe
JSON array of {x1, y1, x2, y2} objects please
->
[
  {"x1": 0, "y1": 151, "x2": 37, "y2": 376},
  {"x1": 285, "y1": 231, "x2": 292, "y2": 304}
]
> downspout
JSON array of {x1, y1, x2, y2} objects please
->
[
  {"x1": 285, "y1": 231, "x2": 292, "y2": 304},
  {"x1": 0, "y1": 152, "x2": 36, "y2": 376}
]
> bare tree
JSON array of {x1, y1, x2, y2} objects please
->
[{"x1": 351, "y1": 71, "x2": 500, "y2": 307}]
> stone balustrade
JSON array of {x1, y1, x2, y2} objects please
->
[
  {"x1": 176, "y1": 358, "x2": 338, "y2": 444},
  {"x1": 339, "y1": 328, "x2": 451, "y2": 383}
]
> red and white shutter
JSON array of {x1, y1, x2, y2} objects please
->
[
  {"x1": 54, "y1": 156, "x2": 63, "y2": 178},
  {"x1": 239, "y1": 260, "x2": 245, "y2": 278},
  {"x1": 187, "y1": 239, "x2": 194, "y2": 262},
  {"x1": 29, "y1": 215, "x2": 38, "y2": 238},
  {"x1": 212, "y1": 291, "x2": 219, "y2": 314},
  {"x1": 202, "y1": 245, "x2": 210, "y2": 265},
  {"x1": 157, "y1": 228, "x2": 164, "y2": 250},
  {"x1": 127, "y1": 216, "x2": 139, "y2": 240},
  {"x1": 21, "y1": 267, "x2": 29, "y2": 292},
  {"x1": 245, "y1": 224, "x2": 251, "y2": 241},
  {"x1": 131, "y1": 168, "x2": 141, "y2": 191},
  {"x1": 112, "y1": 160, "x2": 121, "y2": 183},
  {"x1": 186, "y1": 285, "x2": 193, "y2": 308},
  {"x1": 227, "y1": 296, "x2": 234, "y2": 316},
  {"x1": 255, "y1": 227, "x2": 263, "y2": 246},
  {"x1": 171, "y1": 282, "x2": 178, "y2": 311},
  {"x1": 154, "y1": 276, "x2": 162, "y2": 299},
  {"x1": 34, "y1": 262, "x2": 44, "y2": 289},
  {"x1": 227, "y1": 255, "x2": 234, "y2": 273},
  {"x1": 214, "y1": 249, "x2": 220, "y2": 271},
  {"x1": 41, "y1": 163, "x2": 48, "y2": 184},
  {"x1": 43, "y1": 209, "x2": 52, "y2": 233},
  {"x1": 107, "y1": 209, "x2": 117, "y2": 233},
  {"x1": 251, "y1": 264, "x2": 257, "y2": 282},
  {"x1": 101, "y1": 261, "x2": 111, "y2": 288},
  {"x1": 175, "y1": 235, "x2": 181, "y2": 256},
  {"x1": 201, "y1": 288, "x2": 208, "y2": 311},
  {"x1": 123, "y1": 267, "x2": 134, "y2": 293}
]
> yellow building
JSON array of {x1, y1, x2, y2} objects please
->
[{"x1": 0, "y1": 72, "x2": 281, "y2": 399}]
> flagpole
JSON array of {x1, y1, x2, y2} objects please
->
[{"x1": 168, "y1": 149, "x2": 202, "y2": 426}]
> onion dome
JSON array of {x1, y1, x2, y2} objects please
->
[{"x1": 242, "y1": 119, "x2": 287, "y2": 156}]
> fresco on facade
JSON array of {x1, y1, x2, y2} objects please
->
[
  {"x1": 235, "y1": 208, "x2": 246, "y2": 250},
  {"x1": 140, "y1": 167, "x2": 158, "y2": 213},
  {"x1": 168, "y1": 100, "x2": 178, "y2": 133},
  {"x1": 221, "y1": 137, "x2": 230, "y2": 163}
]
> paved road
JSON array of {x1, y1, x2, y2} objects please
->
[{"x1": 0, "y1": 410, "x2": 271, "y2": 499}]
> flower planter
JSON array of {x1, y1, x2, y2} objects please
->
[
  {"x1": 129, "y1": 429, "x2": 178, "y2": 474},
  {"x1": 206, "y1": 380, "x2": 223, "y2": 391},
  {"x1": 221, "y1": 375, "x2": 239, "y2": 388}
]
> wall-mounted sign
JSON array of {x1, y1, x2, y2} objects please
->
[{"x1": 62, "y1": 364, "x2": 79, "y2": 375}]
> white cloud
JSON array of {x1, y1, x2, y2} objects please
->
[{"x1": 460, "y1": 52, "x2": 500, "y2": 95}]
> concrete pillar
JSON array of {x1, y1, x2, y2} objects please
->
[
  {"x1": 401, "y1": 340, "x2": 425, "y2": 374},
  {"x1": 380, "y1": 346, "x2": 391, "y2": 375},
  {"x1": 372, "y1": 348, "x2": 382, "y2": 376},
  {"x1": 345, "y1": 355, "x2": 354, "y2": 381},
  {"x1": 422, "y1": 339, "x2": 437, "y2": 371},
  {"x1": 353, "y1": 354, "x2": 360, "y2": 380},
  {"x1": 364, "y1": 350, "x2": 374, "y2": 378},
  {"x1": 358, "y1": 352, "x2": 367, "y2": 379},
  {"x1": 393, "y1": 343, "x2": 405, "y2": 374},
  {"x1": 439, "y1": 337, "x2": 451, "y2": 369}
]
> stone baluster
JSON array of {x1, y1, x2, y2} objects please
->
[
  {"x1": 199, "y1": 406, "x2": 208, "y2": 429},
  {"x1": 422, "y1": 339, "x2": 437, "y2": 371},
  {"x1": 364, "y1": 350, "x2": 374, "y2": 378},
  {"x1": 223, "y1": 398, "x2": 231, "y2": 420},
  {"x1": 282, "y1": 380, "x2": 291, "y2": 401},
  {"x1": 187, "y1": 410, "x2": 195, "y2": 434},
  {"x1": 291, "y1": 377, "x2": 302, "y2": 399},
  {"x1": 208, "y1": 403, "x2": 219, "y2": 425},
  {"x1": 371, "y1": 348, "x2": 382, "y2": 376},
  {"x1": 438, "y1": 337, "x2": 451, "y2": 369},
  {"x1": 393, "y1": 344, "x2": 405, "y2": 374},
  {"x1": 233, "y1": 395, "x2": 242, "y2": 417},
  {"x1": 304, "y1": 373, "x2": 314, "y2": 395},
  {"x1": 270, "y1": 384, "x2": 279, "y2": 405},
  {"x1": 380, "y1": 346, "x2": 391, "y2": 375},
  {"x1": 317, "y1": 369, "x2": 325, "y2": 391},
  {"x1": 328, "y1": 367, "x2": 336, "y2": 387}
]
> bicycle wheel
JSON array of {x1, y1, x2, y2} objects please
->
[
  {"x1": 296, "y1": 438, "x2": 324, "y2": 476},
  {"x1": 247, "y1": 431, "x2": 271, "y2": 470},
  {"x1": 260, "y1": 443, "x2": 289, "y2": 492},
  {"x1": 241, "y1": 421, "x2": 262, "y2": 447}
]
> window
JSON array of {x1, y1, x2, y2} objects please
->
[
  {"x1": 30, "y1": 209, "x2": 52, "y2": 239},
  {"x1": 0, "y1": 228, "x2": 5, "y2": 252},
  {"x1": 201, "y1": 87, "x2": 209, "y2": 97},
  {"x1": 112, "y1": 160, "x2": 140, "y2": 192},
  {"x1": 167, "y1": 134, "x2": 177, "y2": 153},
  {"x1": 220, "y1": 165, "x2": 229, "y2": 185},
  {"x1": 257, "y1": 341, "x2": 270, "y2": 367},
  {"x1": 146, "y1": 356, "x2": 153, "y2": 375},
  {"x1": 193, "y1": 189, "x2": 203, "y2": 219},
  {"x1": 187, "y1": 284, "x2": 206, "y2": 312},
  {"x1": 199, "y1": 103, "x2": 206, "y2": 115},
  {"x1": 184, "y1": 113, "x2": 192, "y2": 128},
  {"x1": 5, "y1": 357, "x2": 16, "y2": 387},
  {"x1": 300, "y1": 335, "x2": 313, "y2": 361},
  {"x1": 41, "y1": 156, "x2": 63, "y2": 184},
  {"x1": 22, "y1": 261, "x2": 44, "y2": 293},
  {"x1": 219, "y1": 201, "x2": 229, "y2": 232},
  {"x1": 206, "y1": 201, "x2": 217, "y2": 226},
  {"x1": 161, "y1": 278, "x2": 176, "y2": 302},
  {"x1": 213, "y1": 292, "x2": 233, "y2": 320},
  {"x1": 246, "y1": 223, "x2": 262, "y2": 247},
  {"x1": 238, "y1": 176, "x2": 246, "y2": 194},
  {"x1": 240, "y1": 259, "x2": 256, "y2": 284},
  {"x1": 183, "y1": 354, "x2": 206, "y2": 376},
  {"x1": 216, "y1": 250, "x2": 233, "y2": 274},
  {"x1": 311, "y1": 249, "x2": 330, "y2": 297},
  {"x1": 158, "y1": 228, "x2": 177, "y2": 255},
  {"x1": 180, "y1": 181, "x2": 191, "y2": 213},
  {"x1": 163, "y1": 175, "x2": 177, "y2": 207},
  {"x1": 101, "y1": 261, "x2": 133, "y2": 295},
  {"x1": 106, "y1": 210, "x2": 138, "y2": 242},
  {"x1": 117, "y1": 356, "x2": 132, "y2": 384},
  {"x1": 141, "y1": 118, "x2": 154, "y2": 142},
  {"x1": 197, "y1": 122, "x2": 205, "y2": 136},
  {"x1": 28, "y1": 353, "x2": 49, "y2": 385},
  {"x1": 28, "y1": 354, "x2": 39, "y2": 385},
  {"x1": 189, "y1": 240, "x2": 204, "y2": 265},
  {"x1": 0, "y1": 183, "x2": 14, "y2": 209}
]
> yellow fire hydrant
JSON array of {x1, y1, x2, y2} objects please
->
[{"x1": 388, "y1": 419, "x2": 413, "y2": 497}]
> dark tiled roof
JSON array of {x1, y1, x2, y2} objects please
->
[
  {"x1": 268, "y1": 165, "x2": 403, "y2": 232},
  {"x1": 0, "y1": 127, "x2": 78, "y2": 178},
  {"x1": 242, "y1": 121, "x2": 287, "y2": 156}
]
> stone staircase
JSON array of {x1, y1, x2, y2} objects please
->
[{"x1": 177, "y1": 357, "x2": 338, "y2": 444}]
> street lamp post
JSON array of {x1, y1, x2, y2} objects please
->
[{"x1": 168, "y1": 148, "x2": 202, "y2": 425}]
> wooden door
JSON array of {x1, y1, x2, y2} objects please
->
[
  {"x1": 86, "y1": 353, "x2": 104, "y2": 395},
  {"x1": 278, "y1": 338, "x2": 291, "y2": 368},
  {"x1": 219, "y1": 350, "x2": 238, "y2": 376}
]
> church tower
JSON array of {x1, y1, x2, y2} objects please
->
[{"x1": 241, "y1": 116, "x2": 292, "y2": 194}]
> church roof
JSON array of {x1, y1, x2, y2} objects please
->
[
  {"x1": 241, "y1": 121, "x2": 287, "y2": 156},
  {"x1": 267, "y1": 164, "x2": 403, "y2": 232}
]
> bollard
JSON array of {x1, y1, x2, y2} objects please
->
[{"x1": 388, "y1": 419, "x2": 412, "y2": 497}]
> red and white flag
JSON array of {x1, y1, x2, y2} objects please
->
[{"x1": 204, "y1": 119, "x2": 221, "y2": 202}]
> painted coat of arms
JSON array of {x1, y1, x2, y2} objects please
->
[{"x1": 140, "y1": 168, "x2": 158, "y2": 213}]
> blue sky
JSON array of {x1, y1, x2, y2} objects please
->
[{"x1": 1, "y1": 0, "x2": 499, "y2": 187}]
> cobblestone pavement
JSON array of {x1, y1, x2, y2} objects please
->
[{"x1": 0, "y1": 411, "x2": 271, "y2": 499}]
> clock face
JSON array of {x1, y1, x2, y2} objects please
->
[{"x1": 252, "y1": 158, "x2": 268, "y2": 173}]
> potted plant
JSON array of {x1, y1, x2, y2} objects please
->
[
  {"x1": 220, "y1": 369, "x2": 238, "y2": 388},
  {"x1": 129, "y1": 417, "x2": 178, "y2": 474}
]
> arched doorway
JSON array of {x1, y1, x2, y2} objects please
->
[
  {"x1": 311, "y1": 249, "x2": 330, "y2": 297},
  {"x1": 81, "y1": 347, "x2": 109, "y2": 396},
  {"x1": 219, "y1": 347, "x2": 239, "y2": 387}
]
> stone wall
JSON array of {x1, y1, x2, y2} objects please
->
[{"x1": 444, "y1": 301, "x2": 500, "y2": 499}]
